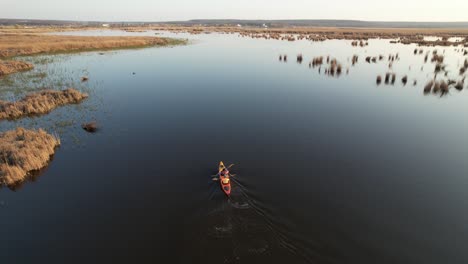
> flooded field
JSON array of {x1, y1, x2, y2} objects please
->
[{"x1": 1, "y1": 30, "x2": 468, "y2": 264}]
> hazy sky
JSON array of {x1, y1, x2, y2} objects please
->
[{"x1": 2, "y1": 0, "x2": 468, "y2": 22}]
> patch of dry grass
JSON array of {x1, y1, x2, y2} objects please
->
[
  {"x1": 0, "y1": 127, "x2": 60, "y2": 187},
  {"x1": 0, "y1": 34, "x2": 183, "y2": 58},
  {"x1": 0, "y1": 88, "x2": 88, "y2": 120},
  {"x1": 0, "y1": 60, "x2": 34, "y2": 76}
]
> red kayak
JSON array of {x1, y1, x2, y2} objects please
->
[{"x1": 218, "y1": 161, "x2": 231, "y2": 196}]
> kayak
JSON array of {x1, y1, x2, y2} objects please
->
[{"x1": 218, "y1": 161, "x2": 231, "y2": 196}]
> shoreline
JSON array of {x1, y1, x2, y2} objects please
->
[
  {"x1": 0, "y1": 33, "x2": 187, "y2": 59},
  {"x1": 0, "y1": 31, "x2": 186, "y2": 77}
]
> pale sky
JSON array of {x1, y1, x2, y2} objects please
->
[{"x1": 2, "y1": 0, "x2": 468, "y2": 22}]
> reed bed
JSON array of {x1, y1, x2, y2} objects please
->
[
  {"x1": 0, "y1": 127, "x2": 60, "y2": 187},
  {"x1": 0, "y1": 34, "x2": 184, "y2": 58},
  {"x1": 147, "y1": 25, "x2": 468, "y2": 47},
  {"x1": 0, "y1": 60, "x2": 34, "y2": 76},
  {"x1": 0, "y1": 88, "x2": 88, "y2": 120}
]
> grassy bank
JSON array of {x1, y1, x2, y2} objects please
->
[{"x1": 0, "y1": 34, "x2": 186, "y2": 58}]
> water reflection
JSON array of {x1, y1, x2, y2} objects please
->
[
  {"x1": 1, "y1": 30, "x2": 468, "y2": 264},
  {"x1": 278, "y1": 47, "x2": 467, "y2": 97}
]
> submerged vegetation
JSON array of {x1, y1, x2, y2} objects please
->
[{"x1": 0, "y1": 127, "x2": 60, "y2": 187}]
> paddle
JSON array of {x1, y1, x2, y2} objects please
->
[{"x1": 211, "y1": 163, "x2": 236, "y2": 177}]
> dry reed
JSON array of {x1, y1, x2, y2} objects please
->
[
  {"x1": 0, "y1": 88, "x2": 88, "y2": 120},
  {"x1": 0, "y1": 34, "x2": 181, "y2": 58},
  {"x1": 0, "y1": 60, "x2": 33, "y2": 76},
  {"x1": 0, "y1": 127, "x2": 60, "y2": 187}
]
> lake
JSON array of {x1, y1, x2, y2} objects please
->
[{"x1": 1, "y1": 30, "x2": 468, "y2": 264}]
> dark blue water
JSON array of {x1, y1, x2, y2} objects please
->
[{"x1": 1, "y1": 30, "x2": 468, "y2": 264}]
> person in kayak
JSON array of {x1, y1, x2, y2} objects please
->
[
  {"x1": 220, "y1": 168, "x2": 230, "y2": 184},
  {"x1": 220, "y1": 168, "x2": 229, "y2": 176}
]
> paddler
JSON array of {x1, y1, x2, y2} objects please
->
[
  {"x1": 220, "y1": 168, "x2": 230, "y2": 184},
  {"x1": 220, "y1": 168, "x2": 229, "y2": 176}
]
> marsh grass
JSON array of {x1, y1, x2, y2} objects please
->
[
  {"x1": 0, "y1": 127, "x2": 60, "y2": 187},
  {"x1": 0, "y1": 60, "x2": 34, "y2": 76},
  {"x1": 0, "y1": 34, "x2": 187, "y2": 59},
  {"x1": 0, "y1": 88, "x2": 88, "y2": 120}
]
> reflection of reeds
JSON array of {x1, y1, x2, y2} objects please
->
[
  {"x1": 431, "y1": 54, "x2": 444, "y2": 63},
  {"x1": 455, "y1": 79, "x2": 464, "y2": 90},
  {"x1": 435, "y1": 63, "x2": 445, "y2": 74},
  {"x1": 433, "y1": 81, "x2": 441, "y2": 93},
  {"x1": 311, "y1": 56, "x2": 323, "y2": 67},
  {"x1": 424, "y1": 80, "x2": 434, "y2": 94},
  {"x1": 297, "y1": 54, "x2": 303, "y2": 64},
  {"x1": 440, "y1": 81, "x2": 449, "y2": 94},
  {"x1": 385, "y1": 73, "x2": 390, "y2": 84}
]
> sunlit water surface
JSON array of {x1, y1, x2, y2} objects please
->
[{"x1": 1, "y1": 30, "x2": 468, "y2": 264}]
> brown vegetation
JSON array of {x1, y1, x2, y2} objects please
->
[
  {"x1": 391, "y1": 73, "x2": 396, "y2": 84},
  {"x1": 424, "y1": 81, "x2": 434, "y2": 94},
  {"x1": 0, "y1": 60, "x2": 34, "y2": 76},
  {"x1": 455, "y1": 79, "x2": 465, "y2": 90},
  {"x1": 310, "y1": 56, "x2": 324, "y2": 67},
  {"x1": 376, "y1": 75, "x2": 382, "y2": 85},
  {"x1": 0, "y1": 34, "x2": 183, "y2": 58},
  {"x1": 0, "y1": 128, "x2": 60, "y2": 187},
  {"x1": 146, "y1": 25, "x2": 468, "y2": 47},
  {"x1": 0, "y1": 88, "x2": 88, "y2": 120},
  {"x1": 82, "y1": 122, "x2": 98, "y2": 133},
  {"x1": 297, "y1": 54, "x2": 303, "y2": 64},
  {"x1": 402, "y1": 75, "x2": 408, "y2": 85}
]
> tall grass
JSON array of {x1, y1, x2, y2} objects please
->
[
  {"x1": 0, "y1": 88, "x2": 88, "y2": 120},
  {"x1": 0, "y1": 127, "x2": 60, "y2": 187}
]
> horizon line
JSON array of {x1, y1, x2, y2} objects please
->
[{"x1": 2, "y1": 18, "x2": 468, "y2": 24}]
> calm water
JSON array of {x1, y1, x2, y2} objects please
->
[{"x1": 1, "y1": 30, "x2": 468, "y2": 264}]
